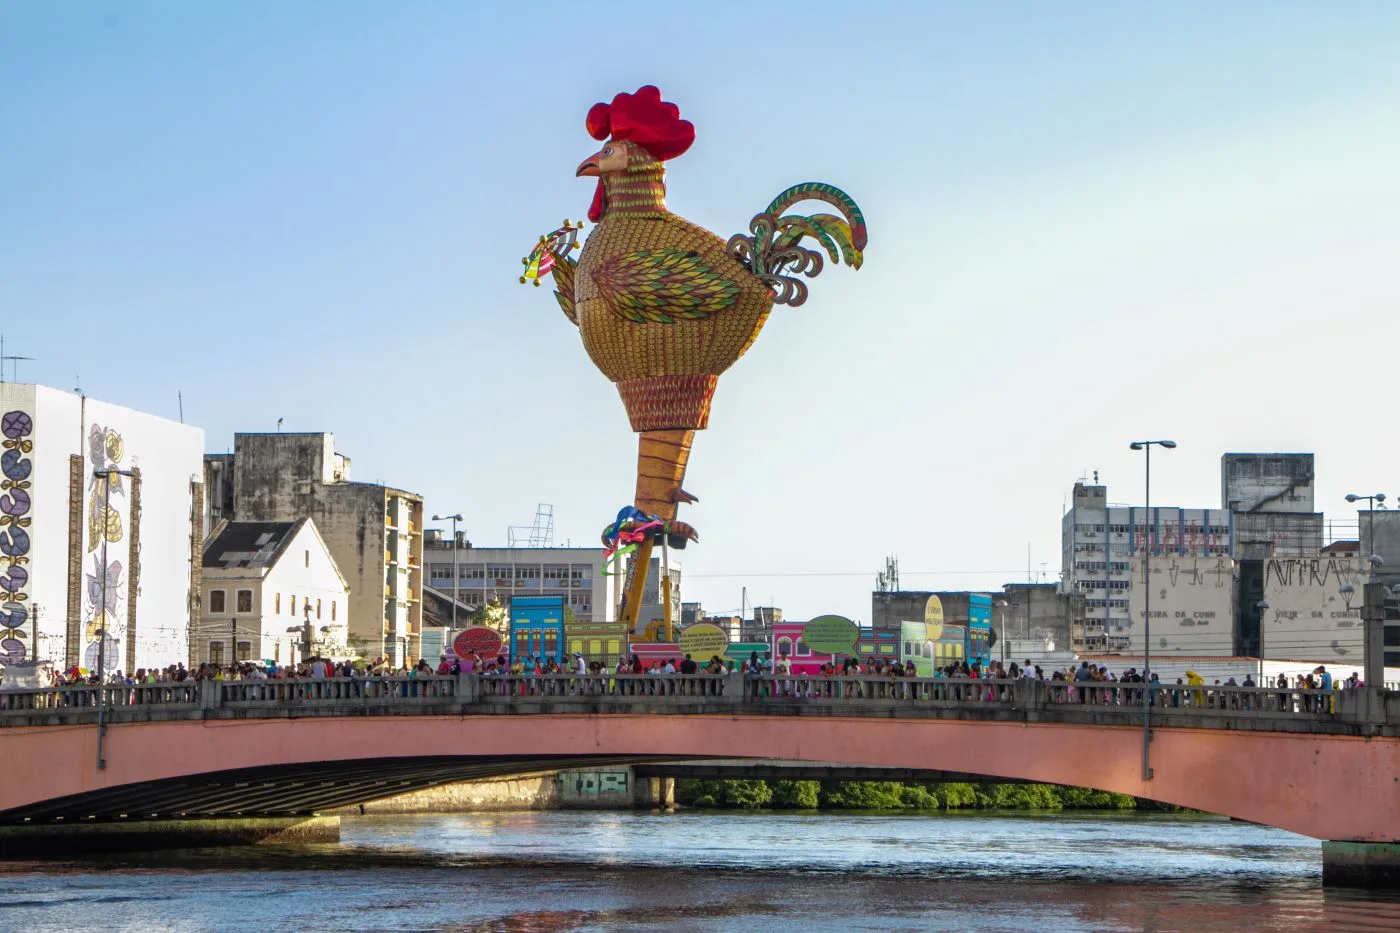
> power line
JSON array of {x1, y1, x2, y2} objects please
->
[{"x1": 685, "y1": 569, "x2": 1051, "y2": 579}]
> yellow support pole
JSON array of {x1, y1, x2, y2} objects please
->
[
  {"x1": 661, "y1": 571, "x2": 673, "y2": 644},
  {"x1": 621, "y1": 538, "x2": 655, "y2": 635}
]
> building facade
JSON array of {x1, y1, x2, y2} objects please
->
[
  {"x1": 210, "y1": 433, "x2": 423, "y2": 666},
  {"x1": 197, "y1": 518, "x2": 349, "y2": 665},
  {"x1": 1061, "y1": 480, "x2": 1232, "y2": 652},
  {"x1": 419, "y1": 536, "x2": 627, "y2": 625},
  {"x1": 998, "y1": 583, "x2": 1083, "y2": 655},
  {"x1": 0, "y1": 383, "x2": 204, "y2": 671}
]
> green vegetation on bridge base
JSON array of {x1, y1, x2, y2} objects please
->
[{"x1": 677, "y1": 779, "x2": 1180, "y2": 813}]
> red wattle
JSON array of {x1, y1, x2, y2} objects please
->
[{"x1": 588, "y1": 180, "x2": 606, "y2": 223}]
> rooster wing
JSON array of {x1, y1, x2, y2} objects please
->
[{"x1": 591, "y1": 248, "x2": 741, "y2": 325}]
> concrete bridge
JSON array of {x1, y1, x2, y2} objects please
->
[{"x1": 3, "y1": 673, "x2": 1399, "y2": 886}]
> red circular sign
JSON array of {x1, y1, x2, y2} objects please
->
[{"x1": 453, "y1": 626, "x2": 503, "y2": 659}]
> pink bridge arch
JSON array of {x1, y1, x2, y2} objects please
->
[{"x1": 2, "y1": 713, "x2": 1398, "y2": 843}]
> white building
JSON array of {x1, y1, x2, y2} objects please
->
[
  {"x1": 420, "y1": 535, "x2": 628, "y2": 625},
  {"x1": 1062, "y1": 480, "x2": 1231, "y2": 652},
  {"x1": 198, "y1": 518, "x2": 349, "y2": 665},
  {"x1": 0, "y1": 383, "x2": 203, "y2": 672}
]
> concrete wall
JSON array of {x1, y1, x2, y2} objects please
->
[
  {"x1": 1000, "y1": 583, "x2": 1079, "y2": 653},
  {"x1": 1126, "y1": 555, "x2": 1237, "y2": 656},
  {"x1": 2, "y1": 384, "x2": 203, "y2": 671},
  {"x1": 330, "y1": 768, "x2": 654, "y2": 813},
  {"x1": 1222, "y1": 453, "x2": 1315, "y2": 514},
  {"x1": 1261, "y1": 555, "x2": 1367, "y2": 662}
]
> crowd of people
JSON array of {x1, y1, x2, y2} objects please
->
[{"x1": 9, "y1": 651, "x2": 1363, "y2": 716}]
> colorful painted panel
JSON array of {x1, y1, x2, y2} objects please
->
[
  {"x1": 83, "y1": 423, "x2": 129, "y2": 672},
  {"x1": 0, "y1": 409, "x2": 34, "y2": 663}
]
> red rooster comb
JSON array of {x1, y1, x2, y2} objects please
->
[{"x1": 586, "y1": 85, "x2": 695, "y2": 162}]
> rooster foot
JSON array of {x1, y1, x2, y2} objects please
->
[
  {"x1": 659, "y1": 520, "x2": 698, "y2": 549},
  {"x1": 671, "y1": 487, "x2": 699, "y2": 505}
]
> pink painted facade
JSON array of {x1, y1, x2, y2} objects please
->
[
  {"x1": 772, "y1": 622, "x2": 834, "y2": 674},
  {"x1": 6, "y1": 716, "x2": 1396, "y2": 843}
]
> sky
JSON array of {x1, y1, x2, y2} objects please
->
[{"x1": 3, "y1": 2, "x2": 1399, "y2": 623}]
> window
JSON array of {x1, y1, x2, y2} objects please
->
[
  {"x1": 236, "y1": 590, "x2": 252, "y2": 613},
  {"x1": 209, "y1": 590, "x2": 226, "y2": 613},
  {"x1": 209, "y1": 641, "x2": 225, "y2": 664},
  {"x1": 316, "y1": 598, "x2": 322, "y2": 619},
  {"x1": 274, "y1": 593, "x2": 281, "y2": 613},
  {"x1": 237, "y1": 641, "x2": 252, "y2": 661},
  {"x1": 776, "y1": 636, "x2": 793, "y2": 657},
  {"x1": 331, "y1": 601, "x2": 336, "y2": 622},
  {"x1": 290, "y1": 595, "x2": 297, "y2": 616},
  {"x1": 305, "y1": 549, "x2": 310, "y2": 568}
]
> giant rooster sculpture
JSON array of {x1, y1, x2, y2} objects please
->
[{"x1": 521, "y1": 85, "x2": 865, "y2": 622}]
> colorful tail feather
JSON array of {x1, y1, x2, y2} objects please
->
[{"x1": 727, "y1": 183, "x2": 866, "y2": 306}]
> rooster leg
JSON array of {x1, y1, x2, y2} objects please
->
[{"x1": 635, "y1": 429, "x2": 699, "y2": 541}]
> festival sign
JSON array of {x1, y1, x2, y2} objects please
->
[
  {"x1": 453, "y1": 626, "x2": 503, "y2": 659},
  {"x1": 924, "y1": 595, "x2": 945, "y2": 640},
  {"x1": 802, "y1": 615, "x2": 859, "y2": 655},
  {"x1": 677, "y1": 622, "x2": 729, "y2": 659}
]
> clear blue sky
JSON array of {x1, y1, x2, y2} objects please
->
[{"x1": 4, "y1": 2, "x2": 1398, "y2": 621}]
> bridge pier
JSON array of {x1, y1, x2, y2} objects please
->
[
  {"x1": 633, "y1": 775, "x2": 675, "y2": 811},
  {"x1": 0, "y1": 816, "x2": 339, "y2": 857},
  {"x1": 1322, "y1": 841, "x2": 1400, "y2": 889}
]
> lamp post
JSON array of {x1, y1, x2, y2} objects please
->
[
  {"x1": 302, "y1": 603, "x2": 313, "y2": 662},
  {"x1": 432, "y1": 513, "x2": 464, "y2": 631},
  {"x1": 1345, "y1": 493, "x2": 1386, "y2": 581},
  {"x1": 92, "y1": 467, "x2": 135, "y2": 771},
  {"x1": 996, "y1": 599, "x2": 1008, "y2": 664},
  {"x1": 1255, "y1": 600, "x2": 1269, "y2": 683},
  {"x1": 1129, "y1": 439, "x2": 1175, "y2": 781}
]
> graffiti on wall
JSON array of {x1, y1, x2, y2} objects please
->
[
  {"x1": 84, "y1": 423, "x2": 128, "y2": 671},
  {"x1": 0, "y1": 410, "x2": 34, "y2": 663}
]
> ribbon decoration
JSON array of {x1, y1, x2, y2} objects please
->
[
  {"x1": 601, "y1": 505, "x2": 666, "y2": 573},
  {"x1": 518, "y1": 222, "x2": 583, "y2": 286}
]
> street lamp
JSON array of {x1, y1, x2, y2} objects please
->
[
  {"x1": 302, "y1": 602, "x2": 313, "y2": 661},
  {"x1": 995, "y1": 599, "x2": 1009, "y2": 664},
  {"x1": 92, "y1": 467, "x2": 136, "y2": 771},
  {"x1": 1345, "y1": 493, "x2": 1386, "y2": 580},
  {"x1": 432, "y1": 513, "x2": 464, "y2": 631},
  {"x1": 1129, "y1": 439, "x2": 1175, "y2": 782},
  {"x1": 1255, "y1": 600, "x2": 1269, "y2": 683}
]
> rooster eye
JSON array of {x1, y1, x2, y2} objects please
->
[{"x1": 602, "y1": 148, "x2": 613, "y2": 156}]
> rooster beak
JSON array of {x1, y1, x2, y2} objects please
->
[{"x1": 576, "y1": 154, "x2": 601, "y2": 177}]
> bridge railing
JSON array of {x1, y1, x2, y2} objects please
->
[
  {"x1": 218, "y1": 676, "x2": 459, "y2": 707},
  {"x1": 749, "y1": 675, "x2": 1023, "y2": 705},
  {"x1": 0, "y1": 673, "x2": 1390, "y2": 729},
  {"x1": 479, "y1": 673, "x2": 727, "y2": 700},
  {"x1": 1041, "y1": 681, "x2": 1347, "y2": 718},
  {"x1": 0, "y1": 681, "x2": 202, "y2": 712}
]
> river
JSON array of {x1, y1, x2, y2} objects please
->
[{"x1": 2, "y1": 811, "x2": 1399, "y2": 932}]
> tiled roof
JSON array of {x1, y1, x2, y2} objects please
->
[{"x1": 203, "y1": 519, "x2": 303, "y2": 570}]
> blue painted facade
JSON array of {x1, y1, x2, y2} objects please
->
[{"x1": 508, "y1": 595, "x2": 566, "y2": 663}]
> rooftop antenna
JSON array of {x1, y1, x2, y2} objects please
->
[
  {"x1": 178, "y1": 391, "x2": 184, "y2": 424},
  {"x1": 1093, "y1": 470, "x2": 1099, "y2": 484},
  {"x1": 0, "y1": 334, "x2": 35, "y2": 384},
  {"x1": 276, "y1": 417, "x2": 284, "y2": 433},
  {"x1": 876, "y1": 555, "x2": 899, "y2": 593}
]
